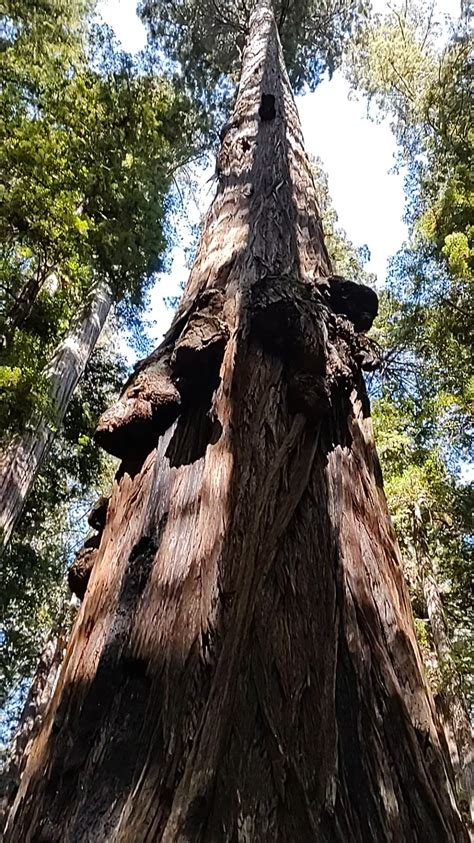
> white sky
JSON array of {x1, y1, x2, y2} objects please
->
[{"x1": 97, "y1": 0, "x2": 458, "y2": 350}]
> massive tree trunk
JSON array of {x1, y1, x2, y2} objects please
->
[
  {"x1": 412, "y1": 502, "x2": 473, "y2": 824},
  {"x1": 4, "y1": 2, "x2": 468, "y2": 840},
  {"x1": 0, "y1": 278, "x2": 112, "y2": 551}
]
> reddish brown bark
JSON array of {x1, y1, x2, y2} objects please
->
[
  {"x1": 4, "y1": 2, "x2": 468, "y2": 840},
  {"x1": 0, "y1": 607, "x2": 70, "y2": 823}
]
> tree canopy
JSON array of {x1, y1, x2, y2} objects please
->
[
  {"x1": 349, "y1": 2, "x2": 473, "y2": 443},
  {"x1": 1, "y1": 0, "x2": 197, "y2": 432},
  {"x1": 140, "y1": 0, "x2": 370, "y2": 101}
]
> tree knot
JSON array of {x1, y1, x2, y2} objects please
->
[{"x1": 324, "y1": 276, "x2": 378, "y2": 332}]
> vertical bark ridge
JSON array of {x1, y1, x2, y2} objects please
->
[{"x1": 5, "y1": 1, "x2": 468, "y2": 841}]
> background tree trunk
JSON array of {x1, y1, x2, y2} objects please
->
[
  {"x1": 413, "y1": 502, "x2": 473, "y2": 823},
  {"x1": 0, "y1": 278, "x2": 112, "y2": 552},
  {"x1": 0, "y1": 602, "x2": 72, "y2": 823},
  {"x1": 4, "y1": 260, "x2": 50, "y2": 340},
  {"x1": 4, "y1": 2, "x2": 468, "y2": 840}
]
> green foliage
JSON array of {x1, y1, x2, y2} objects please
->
[
  {"x1": 0, "y1": 0, "x2": 200, "y2": 436},
  {"x1": 348, "y1": 2, "x2": 473, "y2": 446},
  {"x1": 372, "y1": 394, "x2": 473, "y2": 708},
  {"x1": 140, "y1": 0, "x2": 370, "y2": 104},
  {"x1": 348, "y1": 0, "x2": 473, "y2": 709}
]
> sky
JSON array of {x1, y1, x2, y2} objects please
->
[{"x1": 96, "y1": 0, "x2": 458, "y2": 349}]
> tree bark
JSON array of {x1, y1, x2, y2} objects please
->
[
  {"x1": 4, "y1": 2, "x2": 468, "y2": 840},
  {"x1": 4, "y1": 260, "x2": 50, "y2": 339},
  {"x1": 0, "y1": 278, "x2": 112, "y2": 551},
  {"x1": 0, "y1": 604, "x2": 72, "y2": 823},
  {"x1": 413, "y1": 502, "x2": 473, "y2": 824}
]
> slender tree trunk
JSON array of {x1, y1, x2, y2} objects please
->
[
  {"x1": 0, "y1": 278, "x2": 112, "y2": 551},
  {"x1": 5, "y1": 3, "x2": 468, "y2": 840},
  {"x1": 413, "y1": 502, "x2": 473, "y2": 824},
  {"x1": 5, "y1": 260, "x2": 50, "y2": 339},
  {"x1": 0, "y1": 603, "x2": 72, "y2": 823}
]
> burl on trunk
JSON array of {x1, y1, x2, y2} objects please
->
[{"x1": 5, "y1": 1, "x2": 468, "y2": 840}]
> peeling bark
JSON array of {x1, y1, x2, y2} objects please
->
[
  {"x1": 0, "y1": 278, "x2": 112, "y2": 551},
  {"x1": 4, "y1": 2, "x2": 469, "y2": 840}
]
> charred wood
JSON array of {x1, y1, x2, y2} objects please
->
[
  {"x1": 67, "y1": 534, "x2": 100, "y2": 601},
  {"x1": 324, "y1": 275, "x2": 379, "y2": 332},
  {"x1": 259, "y1": 93, "x2": 276, "y2": 120},
  {"x1": 87, "y1": 496, "x2": 109, "y2": 532}
]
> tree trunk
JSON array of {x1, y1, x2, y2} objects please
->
[
  {"x1": 413, "y1": 502, "x2": 473, "y2": 824},
  {"x1": 4, "y1": 2, "x2": 468, "y2": 840},
  {"x1": 4, "y1": 261, "x2": 50, "y2": 340},
  {"x1": 0, "y1": 603, "x2": 72, "y2": 823},
  {"x1": 0, "y1": 278, "x2": 112, "y2": 551}
]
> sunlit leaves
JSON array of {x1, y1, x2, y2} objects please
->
[{"x1": 139, "y1": 0, "x2": 370, "y2": 106}]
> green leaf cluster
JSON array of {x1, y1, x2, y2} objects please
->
[{"x1": 1, "y1": 0, "x2": 200, "y2": 435}]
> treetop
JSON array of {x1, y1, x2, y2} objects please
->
[{"x1": 139, "y1": 0, "x2": 370, "y2": 100}]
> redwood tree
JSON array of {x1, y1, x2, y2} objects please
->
[
  {"x1": 4, "y1": 1, "x2": 469, "y2": 840},
  {"x1": 0, "y1": 278, "x2": 112, "y2": 551}
]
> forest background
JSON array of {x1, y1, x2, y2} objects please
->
[{"x1": 0, "y1": 0, "x2": 472, "y2": 806}]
